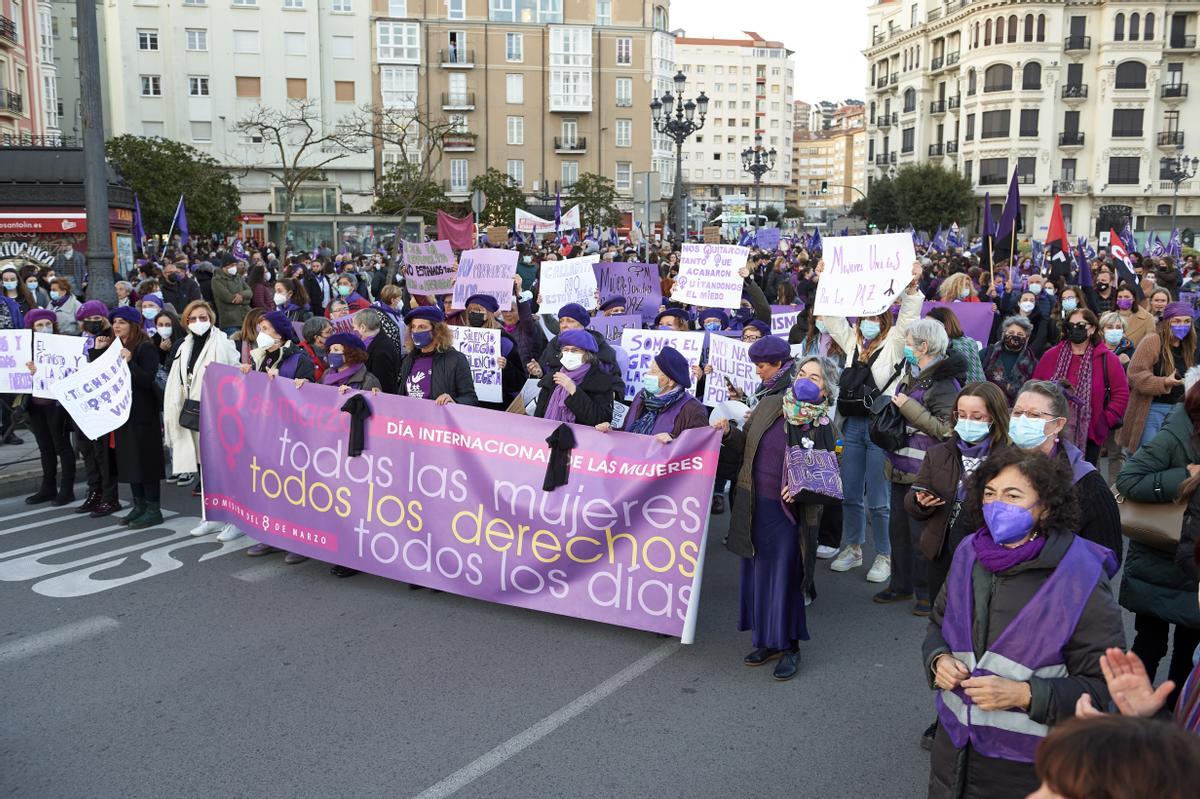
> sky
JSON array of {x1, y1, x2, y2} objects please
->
[{"x1": 669, "y1": 0, "x2": 873, "y2": 105}]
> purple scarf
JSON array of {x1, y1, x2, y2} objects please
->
[
  {"x1": 972, "y1": 527, "x2": 1048, "y2": 573},
  {"x1": 543, "y1": 364, "x2": 591, "y2": 423},
  {"x1": 321, "y1": 365, "x2": 360, "y2": 387}
]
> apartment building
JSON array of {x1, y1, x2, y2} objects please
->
[
  {"x1": 102, "y1": 0, "x2": 377, "y2": 215},
  {"x1": 372, "y1": 0, "x2": 675, "y2": 209},
  {"x1": 786, "y1": 103, "x2": 867, "y2": 215},
  {"x1": 674, "y1": 30, "x2": 794, "y2": 211},
  {"x1": 0, "y1": 0, "x2": 54, "y2": 142},
  {"x1": 866, "y1": 0, "x2": 1200, "y2": 237}
]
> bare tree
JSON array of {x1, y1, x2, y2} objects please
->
[{"x1": 232, "y1": 99, "x2": 366, "y2": 248}]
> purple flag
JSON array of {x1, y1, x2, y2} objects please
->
[
  {"x1": 132, "y1": 194, "x2": 146, "y2": 255},
  {"x1": 995, "y1": 171, "x2": 1021, "y2": 255},
  {"x1": 232, "y1": 239, "x2": 248, "y2": 260},
  {"x1": 172, "y1": 195, "x2": 190, "y2": 246}
]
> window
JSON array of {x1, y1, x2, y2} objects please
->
[
  {"x1": 653, "y1": 5, "x2": 667, "y2": 31},
  {"x1": 901, "y1": 127, "x2": 914, "y2": 153},
  {"x1": 615, "y1": 118, "x2": 631, "y2": 147},
  {"x1": 595, "y1": 0, "x2": 610, "y2": 26},
  {"x1": 188, "y1": 76, "x2": 210, "y2": 96},
  {"x1": 447, "y1": 0, "x2": 464, "y2": 20},
  {"x1": 1016, "y1": 156, "x2": 1035, "y2": 182},
  {"x1": 231, "y1": 0, "x2": 257, "y2": 5},
  {"x1": 550, "y1": 27, "x2": 592, "y2": 111},
  {"x1": 447, "y1": 73, "x2": 467, "y2": 103},
  {"x1": 377, "y1": 21, "x2": 419, "y2": 62},
  {"x1": 185, "y1": 28, "x2": 207, "y2": 51},
  {"x1": 284, "y1": 32, "x2": 306, "y2": 55},
  {"x1": 507, "y1": 115, "x2": 523, "y2": 145},
  {"x1": 980, "y1": 157, "x2": 1008, "y2": 185},
  {"x1": 183, "y1": 0, "x2": 205, "y2": 5},
  {"x1": 1019, "y1": 109, "x2": 1038, "y2": 136},
  {"x1": 903, "y1": 88, "x2": 915, "y2": 112},
  {"x1": 331, "y1": 0, "x2": 351, "y2": 10},
  {"x1": 615, "y1": 161, "x2": 631, "y2": 191},
  {"x1": 1024, "y1": 14, "x2": 1034, "y2": 42},
  {"x1": 1115, "y1": 61, "x2": 1147, "y2": 89},
  {"x1": 506, "y1": 159, "x2": 524, "y2": 186},
  {"x1": 334, "y1": 81, "x2": 355, "y2": 102},
  {"x1": 140, "y1": 75, "x2": 161, "y2": 96},
  {"x1": 506, "y1": 33, "x2": 523, "y2": 62},
  {"x1": 143, "y1": 121, "x2": 165, "y2": 136},
  {"x1": 506, "y1": 73, "x2": 523, "y2": 103},
  {"x1": 137, "y1": 29, "x2": 158, "y2": 50},
  {"x1": 1114, "y1": 13, "x2": 1125, "y2": 41},
  {"x1": 980, "y1": 109, "x2": 1010, "y2": 138},
  {"x1": 286, "y1": 78, "x2": 307, "y2": 99},
  {"x1": 388, "y1": 0, "x2": 405, "y2": 14},
  {"x1": 235, "y1": 76, "x2": 261, "y2": 97},
  {"x1": 561, "y1": 161, "x2": 579, "y2": 188},
  {"x1": 1146, "y1": 13, "x2": 1155, "y2": 40},
  {"x1": 332, "y1": 36, "x2": 354, "y2": 58},
  {"x1": 232, "y1": 30, "x2": 260, "y2": 53},
  {"x1": 1037, "y1": 13, "x2": 1045, "y2": 41},
  {"x1": 42, "y1": 74, "x2": 57, "y2": 129},
  {"x1": 490, "y1": 0, "x2": 561, "y2": 24},
  {"x1": 964, "y1": 160, "x2": 973, "y2": 181},
  {"x1": 983, "y1": 64, "x2": 1012, "y2": 92},
  {"x1": 450, "y1": 159, "x2": 469, "y2": 193},
  {"x1": 967, "y1": 69, "x2": 977, "y2": 95},
  {"x1": 1109, "y1": 157, "x2": 1140, "y2": 185},
  {"x1": 283, "y1": 0, "x2": 303, "y2": 7},
  {"x1": 616, "y1": 37, "x2": 631, "y2": 65},
  {"x1": 191, "y1": 121, "x2": 212, "y2": 141},
  {"x1": 615, "y1": 77, "x2": 632, "y2": 106},
  {"x1": 1112, "y1": 109, "x2": 1144, "y2": 137},
  {"x1": 1022, "y1": 62, "x2": 1041, "y2": 90},
  {"x1": 1130, "y1": 13, "x2": 1140, "y2": 41},
  {"x1": 380, "y1": 66, "x2": 417, "y2": 109}
]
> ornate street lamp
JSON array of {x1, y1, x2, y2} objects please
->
[
  {"x1": 651, "y1": 71, "x2": 708, "y2": 243},
  {"x1": 1161, "y1": 152, "x2": 1200, "y2": 235},
  {"x1": 741, "y1": 133, "x2": 776, "y2": 231}
]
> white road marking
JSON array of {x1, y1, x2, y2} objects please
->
[
  {"x1": 411, "y1": 641, "x2": 678, "y2": 799},
  {"x1": 0, "y1": 616, "x2": 121, "y2": 665},
  {"x1": 0, "y1": 485, "x2": 86, "y2": 514},
  {"x1": 233, "y1": 560, "x2": 297, "y2": 583},
  {"x1": 0, "y1": 505, "x2": 85, "y2": 531}
]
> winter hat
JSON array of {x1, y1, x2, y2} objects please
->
[{"x1": 654, "y1": 346, "x2": 691, "y2": 389}]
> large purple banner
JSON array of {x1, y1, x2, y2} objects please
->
[{"x1": 199, "y1": 365, "x2": 720, "y2": 641}]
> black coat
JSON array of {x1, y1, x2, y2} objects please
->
[
  {"x1": 114, "y1": 340, "x2": 166, "y2": 485},
  {"x1": 539, "y1": 328, "x2": 625, "y2": 401},
  {"x1": 399, "y1": 347, "x2": 477, "y2": 405},
  {"x1": 533, "y1": 365, "x2": 615, "y2": 426},
  {"x1": 365, "y1": 332, "x2": 401, "y2": 394},
  {"x1": 162, "y1": 275, "x2": 202, "y2": 312}
]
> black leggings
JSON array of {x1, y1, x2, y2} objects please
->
[
  {"x1": 129, "y1": 481, "x2": 161, "y2": 503},
  {"x1": 27, "y1": 402, "x2": 75, "y2": 491}
]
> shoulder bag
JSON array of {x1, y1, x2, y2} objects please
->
[
  {"x1": 1114, "y1": 488, "x2": 1184, "y2": 554},
  {"x1": 867, "y1": 362, "x2": 909, "y2": 452}
]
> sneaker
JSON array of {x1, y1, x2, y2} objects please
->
[
  {"x1": 866, "y1": 554, "x2": 892, "y2": 584},
  {"x1": 829, "y1": 545, "x2": 863, "y2": 572},
  {"x1": 873, "y1": 588, "x2": 914, "y2": 604},
  {"x1": 912, "y1": 599, "x2": 932, "y2": 617},
  {"x1": 816, "y1": 545, "x2": 839, "y2": 560},
  {"x1": 189, "y1": 520, "x2": 223, "y2": 537},
  {"x1": 215, "y1": 524, "x2": 243, "y2": 542},
  {"x1": 176, "y1": 473, "x2": 197, "y2": 488},
  {"x1": 165, "y1": 474, "x2": 181, "y2": 485},
  {"x1": 246, "y1": 543, "x2": 280, "y2": 557},
  {"x1": 283, "y1": 552, "x2": 308, "y2": 565}
]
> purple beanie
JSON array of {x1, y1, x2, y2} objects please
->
[{"x1": 76, "y1": 300, "x2": 109, "y2": 321}]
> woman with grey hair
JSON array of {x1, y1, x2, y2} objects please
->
[
  {"x1": 982, "y1": 315, "x2": 1038, "y2": 404},
  {"x1": 114, "y1": 280, "x2": 135, "y2": 308},
  {"x1": 300, "y1": 315, "x2": 333, "y2": 378},
  {"x1": 874, "y1": 317, "x2": 965, "y2": 615},
  {"x1": 1098, "y1": 310, "x2": 1135, "y2": 365}
]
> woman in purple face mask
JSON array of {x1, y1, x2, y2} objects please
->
[
  {"x1": 1113, "y1": 285, "x2": 1154, "y2": 347},
  {"x1": 1119, "y1": 301, "x2": 1198, "y2": 449},
  {"x1": 923, "y1": 447, "x2": 1124, "y2": 799}
]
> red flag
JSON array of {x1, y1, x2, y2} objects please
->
[
  {"x1": 437, "y1": 210, "x2": 476, "y2": 250},
  {"x1": 1108, "y1": 228, "x2": 1139, "y2": 287},
  {"x1": 1045, "y1": 195, "x2": 1071, "y2": 280}
]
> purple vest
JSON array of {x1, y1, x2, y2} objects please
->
[
  {"x1": 625, "y1": 394, "x2": 688, "y2": 435},
  {"x1": 936, "y1": 534, "x2": 1107, "y2": 763}
]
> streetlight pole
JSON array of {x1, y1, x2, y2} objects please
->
[
  {"x1": 650, "y1": 71, "x2": 707, "y2": 245},
  {"x1": 740, "y1": 133, "x2": 776, "y2": 231},
  {"x1": 1161, "y1": 152, "x2": 1199, "y2": 235},
  {"x1": 76, "y1": 0, "x2": 115, "y2": 305}
]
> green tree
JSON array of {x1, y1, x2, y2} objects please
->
[
  {"x1": 566, "y1": 173, "x2": 621, "y2": 228},
  {"x1": 371, "y1": 160, "x2": 450, "y2": 225},
  {"x1": 468, "y1": 168, "x2": 525, "y2": 228},
  {"x1": 859, "y1": 177, "x2": 901, "y2": 230},
  {"x1": 105, "y1": 135, "x2": 241, "y2": 239},
  {"x1": 890, "y1": 163, "x2": 974, "y2": 234}
]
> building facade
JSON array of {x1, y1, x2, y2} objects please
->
[
  {"x1": 101, "y1": 0, "x2": 377, "y2": 217},
  {"x1": 370, "y1": 0, "x2": 674, "y2": 210},
  {"x1": 787, "y1": 103, "x2": 867, "y2": 216},
  {"x1": 0, "y1": 0, "x2": 53, "y2": 142},
  {"x1": 866, "y1": 0, "x2": 1200, "y2": 239},
  {"x1": 674, "y1": 31, "x2": 794, "y2": 213}
]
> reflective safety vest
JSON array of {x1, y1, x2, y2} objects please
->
[{"x1": 936, "y1": 534, "x2": 1109, "y2": 764}]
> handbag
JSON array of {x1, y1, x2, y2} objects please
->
[
  {"x1": 1114, "y1": 490, "x2": 1184, "y2": 554},
  {"x1": 867, "y1": 363, "x2": 908, "y2": 452},
  {"x1": 785, "y1": 445, "x2": 842, "y2": 504},
  {"x1": 178, "y1": 399, "x2": 201, "y2": 431}
]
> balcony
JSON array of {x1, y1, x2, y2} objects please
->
[
  {"x1": 439, "y1": 49, "x2": 475, "y2": 68},
  {"x1": 929, "y1": 143, "x2": 944, "y2": 156},
  {"x1": 554, "y1": 137, "x2": 587, "y2": 153},
  {"x1": 889, "y1": 74, "x2": 898, "y2": 85},
  {"x1": 443, "y1": 180, "x2": 470, "y2": 197},
  {"x1": 1052, "y1": 179, "x2": 1091, "y2": 195},
  {"x1": 946, "y1": 141, "x2": 959, "y2": 154},
  {"x1": 875, "y1": 76, "x2": 888, "y2": 90},
  {"x1": 443, "y1": 132, "x2": 477, "y2": 151},
  {"x1": 1161, "y1": 180, "x2": 1194, "y2": 191},
  {"x1": 1064, "y1": 35, "x2": 1091, "y2": 52},
  {"x1": 874, "y1": 153, "x2": 889, "y2": 166},
  {"x1": 945, "y1": 52, "x2": 960, "y2": 67},
  {"x1": 873, "y1": 33, "x2": 885, "y2": 46},
  {"x1": 1159, "y1": 131, "x2": 1185, "y2": 148},
  {"x1": 0, "y1": 133, "x2": 81, "y2": 147},
  {"x1": 930, "y1": 100, "x2": 946, "y2": 114},
  {"x1": 0, "y1": 89, "x2": 21, "y2": 116},
  {"x1": 930, "y1": 56, "x2": 944, "y2": 71},
  {"x1": 0, "y1": 15, "x2": 15, "y2": 45},
  {"x1": 980, "y1": 173, "x2": 1008, "y2": 186},
  {"x1": 877, "y1": 116, "x2": 891, "y2": 129},
  {"x1": 1163, "y1": 84, "x2": 1189, "y2": 100},
  {"x1": 1061, "y1": 84, "x2": 1088, "y2": 101},
  {"x1": 947, "y1": 95, "x2": 961, "y2": 110},
  {"x1": 1059, "y1": 131, "x2": 1085, "y2": 147},
  {"x1": 1017, "y1": 174, "x2": 1036, "y2": 185},
  {"x1": 441, "y1": 92, "x2": 475, "y2": 110},
  {"x1": 1168, "y1": 35, "x2": 1197, "y2": 51}
]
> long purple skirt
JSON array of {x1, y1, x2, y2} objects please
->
[{"x1": 738, "y1": 498, "x2": 810, "y2": 650}]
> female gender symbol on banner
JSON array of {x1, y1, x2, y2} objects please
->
[{"x1": 214, "y1": 373, "x2": 247, "y2": 471}]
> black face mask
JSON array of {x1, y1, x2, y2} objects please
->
[
  {"x1": 1096, "y1": 282, "x2": 1110, "y2": 292},
  {"x1": 467, "y1": 311, "x2": 487, "y2": 327},
  {"x1": 82, "y1": 320, "x2": 107, "y2": 335},
  {"x1": 1003, "y1": 334, "x2": 1026, "y2": 352},
  {"x1": 1066, "y1": 323, "x2": 1090, "y2": 344}
]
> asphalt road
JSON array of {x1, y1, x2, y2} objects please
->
[{"x1": 1, "y1": 484, "x2": 933, "y2": 799}]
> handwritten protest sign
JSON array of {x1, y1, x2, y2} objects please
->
[
  {"x1": 402, "y1": 240, "x2": 457, "y2": 295},
  {"x1": 702, "y1": 335, "x2": 759, "y2": 406},
  {"x1": 756, "y1": 228, "x2": 781, "y2": 251},
  {"x1": 921, "y1": 301, "x2": 995, "y2": 347},
  {"x1": 770, "y1": 304, "x2": 802, "y2": 337},
  {"x1": 452, "y1": 326, "x2": 501, "y2": 403},
  {"x1": 620, "y1": 329, "x2": 705, "y2": 401},
  {"x1": 594, "y1": 261, "x2": 662, "y2": 325},
  {"x1": 671, "y1": 243, "x2": 749, "y2": 309},
  {"x1": 485, "y1": 226, "x2": 509, "y2": 244},
  {"x1": 50, "y1": 342, "x2": 131, "y2": 440},
  {"x1": 703, "y1": 226, "x2": 721, "y2": 244},
  {"x1": 813, "y1": 232, "x2": 916, "y2": 317},
  {"x1": 32, "y1": 332, "x2": 88, "y2": 398},
  {"x1": 539, "y1": 254, "x2": 599, "y2": 314},
  {"x1": 0, "y1": 330, "x2": 32, "y2": 392},
  {"x1": 590, "y1": 313, "x2": 641, "y2": 347},
  {"x1": 451, "y1": 248, "x2": 518, "y2": 311}
]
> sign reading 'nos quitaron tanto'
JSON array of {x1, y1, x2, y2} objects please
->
[{"x1": 671, "y1": 244, "x2": 749, "y2": 310}]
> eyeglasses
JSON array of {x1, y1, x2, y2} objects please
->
[{"x1": 1011, "y1": 409, "x2": 1059, "y2": 421}]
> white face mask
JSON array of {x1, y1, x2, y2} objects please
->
[
  {"x1": 187, "y1": 321, "x2": 211, "y2": 336},
  {"x1": 560, "y1": 351, "x2": 584, "y2": 370},
  {"x1": 256, "y1": 331, "x2": 277, "y2": 349},
  {"x1": 226, "y1": 266, "x2": 238, "y2": 276},
  {"x1": 273, "y1": 292, "x2": 288, "y2": 306},
  {"x1": 1028, "y1": 284, "x2": 1043, "y2": 295},
  {"x1": 156, "y1": 326, "x2": 173, "y2": 338},
  {"x1": 1019, "y1": 300, "x2": 1035, "y2": 313}
]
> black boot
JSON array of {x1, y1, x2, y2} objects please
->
[
  {"x1": 24, "y1": 482, "x2": 56, "y2": 505},
  {"x1": 711, "y1": 494, "x2": 726, "y2": 515},
  {"x1": 75, "y1": 490, "x2": 100, "y2": 513}
]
